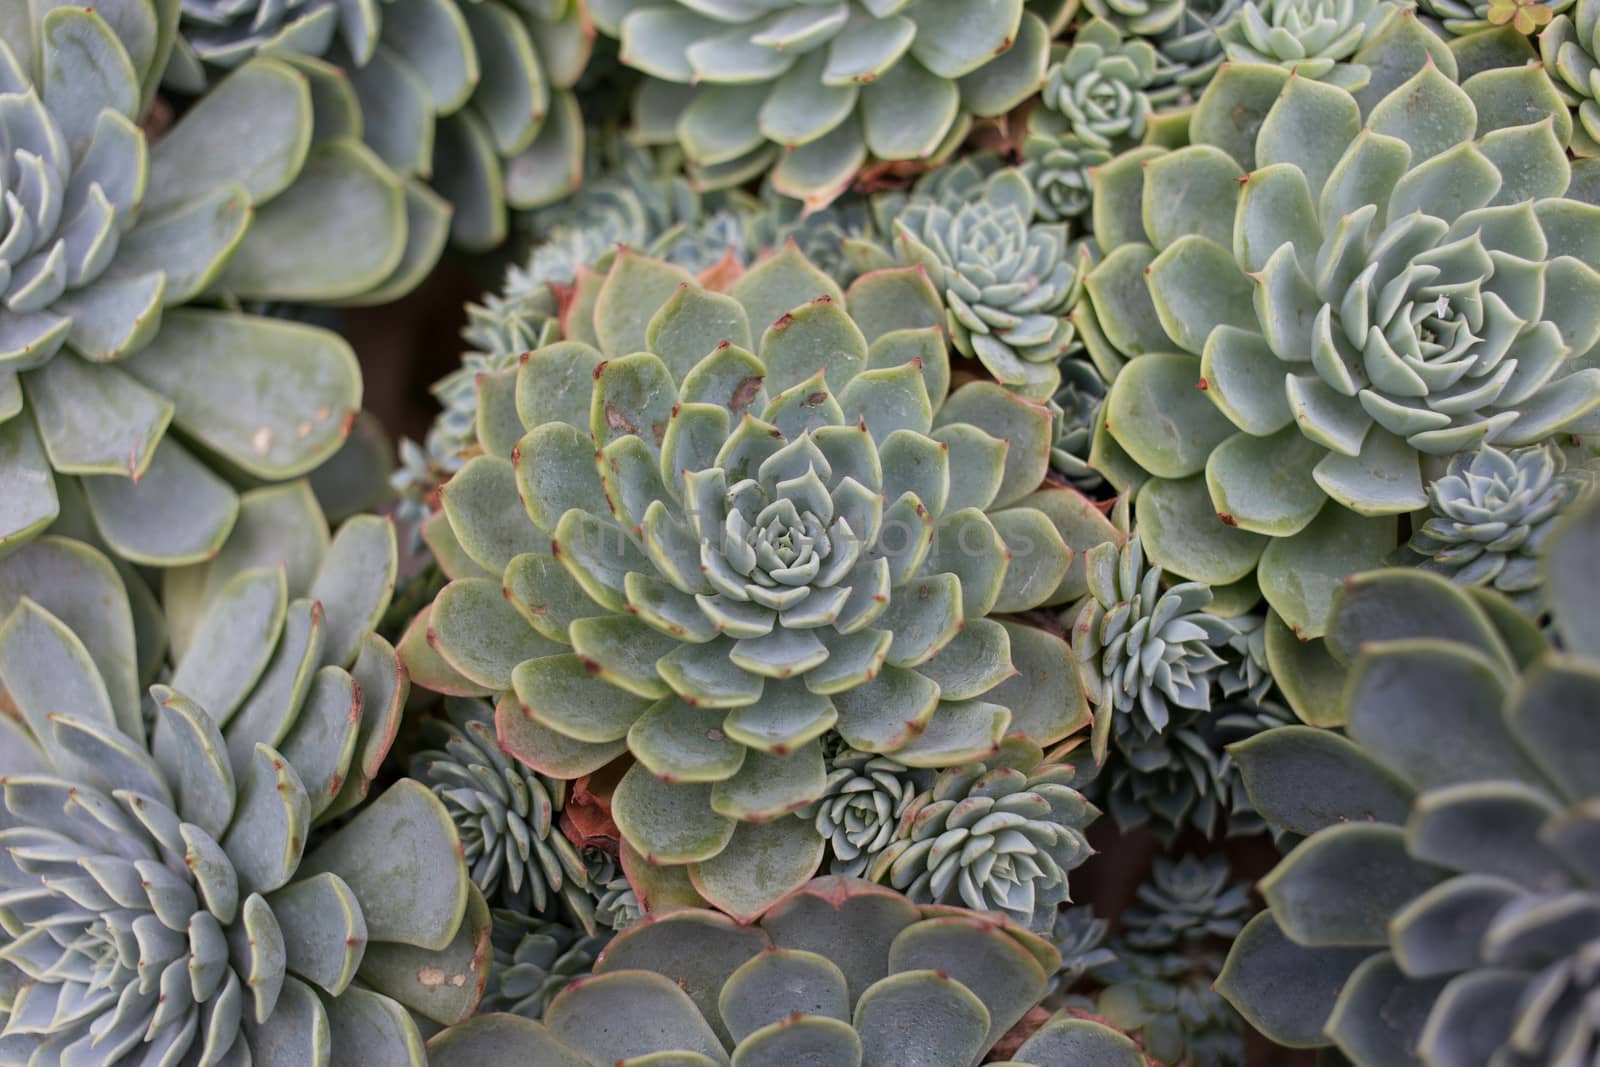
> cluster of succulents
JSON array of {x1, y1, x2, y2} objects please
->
[{"x1": 7, "y1": 0, "x2": 1600, "y2": 1061}]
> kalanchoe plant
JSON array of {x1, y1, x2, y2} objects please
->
[
  {"x1": 1217, "y1": 0, "x2": 1387, "y2": 88},
  {"x1": 1095, "y1": 856, "x2": 1253, "y2": 1067},
  {"x1": 858, "y1": 159, "x2": 1087, "y2": 400},
  {"x1": 1069, "y1": 533, "x2": 1236, "y2": 764},
  {"x1": 413, "y1": 698, "x2": 593, "y2": 922},
  {"x1": 1542, "y1": 0, "x2": 1600, "y2": 154},
  {"x1": 479, "y1": 912, "x2": 611, "y2": 1021},
  {"x1": 1032, "y1": 19, "x2": 1174, "y2": 150},
  {"x1": 1403, "y1": 442, "x2": 1591, "y2": 607},
  {"x1": 401, "y1": 243, "x2": 1099, "y2": 919},
  {"x1": 167, "y1": 0, "x2": 594, "y2": 250},
  {"x1": 871, "y1": 737, "x2": 1098, "y2": 932},
  {"x1": 581, "y1": 0, "x2": 1053, "y2": 208},
  {"x1": 0, "y1": 520, "x2": 489, "y2": 1062},
  {"x1": 0, "y1": 4, "x2": 373, "y2": 562},
  {"x1": 1084, "y1": 28, "x2": 1600, "y2": 648},
  {"x1": 1217, "y1": 494, "x2": 1600, "y2": 1065},
  {"x1": 426, "y1": 876, "x2": 1148, "y2": 1067}
]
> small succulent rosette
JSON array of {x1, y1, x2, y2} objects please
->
[
  {"x1": 402, "y1": 243, "x2": 1110, "y2": 920},
  {"x1": 426, "y1": 876, "x2": 1147, "y2": 1066}
]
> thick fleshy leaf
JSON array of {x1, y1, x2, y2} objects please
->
[
  {"x1": 1261, "y1": 824, "x2": 1444, "y2": 946},
  {"x1": 546, "y1": 971, "x2": 727, "y2": 1065},
  {"x1": 1215, "y1": 912, "x2": 1369, "y2": 1048},
  {"x1": 612, "y1": 762, "x2": 738, "y2": 864},
  {"x1": 301, "y1": 779, "x2": 468, "y2": 951},
  {"x1": 690, "y1": 819, "x2": 826, "y2": 922},
  {"x1": 122, "y1": 310, "x2": 360, "y2": 479}
]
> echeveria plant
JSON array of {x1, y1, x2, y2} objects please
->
[
  {"x1": 1219, "y1": 494, "x2": 1600, "y2": 1065},
  {"x1": 167, "y1": 0, "x2": 594, "y2": 249},
  {"x1": 401, "y1": 243, "x2": 1103, "y2": 918},
  {"x1": 1084, "y1": 15, "x2": 1600, "y2": 649},
  {"x1": 0, "y1": 520, "x2": 488, "y2": 1062},
  {"x1": 426, "y1": 877, "x2": 1147, "y2": 1067},
  {"x1": 0, "y1": 2, "x2": 389, "y2": 563},
  {"x1": 583, "y1": 0, "x2": 1053, "y2": 207}
]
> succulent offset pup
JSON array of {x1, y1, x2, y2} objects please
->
[
  {"x1": 1082, "y1": 10, "x2": 1600, "y2": 644},
  {"x1": 426, "y1": 876, "x2": 1147, "y2": 1067},
  {"x1": 1217, "y1": 494, "x2": 1600, "y2": 1064},
  {"x1": 403, "y1": 243, "x2": 1106, "y2": 920},
  {"x1": 582, "y1": 0, "x2": 1056, "y2": 206},
  {"x1": 0, "y1": 517, "x2": 487, "y2": 1064},
  {"x1": 0, "y1": 3, "x2": 381, "y2": 563}
]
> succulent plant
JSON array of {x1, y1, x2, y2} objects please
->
[
  {"x1": 403, "y1": 242, "x2": 1098, "y2": 918},
  {"x1": 1217, "y1": 494, "x2": 1600, "y2": 1064},
  {"x1": 742, "y1": 189, "x2": 877, "y2": 288},
  {"x1": 1405, "y1": 442, "x2": 1591, "y2": 607},
  {"x1": 1079, "y1": 697, "x2": 1297, "y2": 841},
  {"x1": 583, "y1": 0, "x2": 1053, "y2": 207},
  {"x1": 871, "y1": 737, "x2": 1098, "y2": 931},
  {"x1": 1049, "y1": 358, "x2": 1111, "y2": 489},
  {"x1": 586, "y1": 850, "x2": 644, "y2": 931},
  {"x1": 413, "y1": 698, "x2": 592, "y2": 921},
  {"x1": 1152, "y1": 0, "x2": 1245, "y2": 96},
  {"x1": 1429, "y1": 0, "x2": 1570, "y2": 32},
  {"x1": 0, "y1": 518, "x2": 490, "y2": 1062},
  {"x1": 803, "y1": 748, "x2": 921, "y2": 878},
  {"x1": 166, "y1": 0, "x2": 593, "y2": 250},
  {"x1": 480, "y1": 911, "x2": 611, "y2": 1020},
  {"x1": 1021, "y1": 134, "x2": 1113, "y2": 225},
  {"x1": 863, "y1": 160, "x2": 1086, "y2": 399},
  {"x1": 1543, "y1": 0, "x2": 1600, "y2": 154},
  {"x1": 0, "y1": 3, "x2": 376, "y2": 561},
  {"x1": 427, "y1": 876, "x2": 1147, "y2": 1067},
  {"x1": 1033, "y1": 19, "x2": 1175, "y2": 150},
  {"x1": 1044, "y1": 907, "x2": 1120, "y2": 1005},
  {"x1": 1095, "y1": 856, "x2": 1253, "y2": 1067},
  {"x1": 1085, "y1": 0, "x2": 1191, "y2": 35},
  {"x1": 1084, "y1": 34, "x2": 1600, "y2": 641},
  {"x1": 1216, "y1": 0, "x2": 1387, "y2": 88},
  {"x1": 1069, "y1": 533, "x2": 1236, "y2": 763},
  {"x1": 1218, "y1": 612, "x2": 1275, "y2": 705}
]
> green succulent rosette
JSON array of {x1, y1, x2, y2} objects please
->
[
  {"x1": 1403, "y1": 441, "x2": 1593, "y2": 608},
  {"x1": 583, "y1": 0, "x2": 1052, "y2": 208},
  {"x1": 1217, "y1": 0, "x2": 1388, "y2": 88},
  {"x1": 427, "y1": 876, "x2": 1147, "y2": 1067},
  {"x1": 871, "y1": 736, "x2": 1098, "y2": 931},
  {"x1": 1153, "y1": 0, "x2": 1245, "y2": 96},
  {"x1": 0, "y1": 3, "x2": 388, "y2": 562},
  {"x1": 401, "y1": 244, "x2": 1100, "y2": 919},
  {"x1": 854, "y1": 160, "x2": 1089, "y2": 401},
  {"x1": 1217, "y1": 494, "x2": 1600, "y2": 1065},
  {"x1": 1032, "y1": 19, "x2": 1176, "y2": 151},
  {"x1": 1094, "y1": 856, "x2": 1253, "y2": 1067},
  {"x1": 166, "y1": 0, "x2": 593, "y2": 251},
  {"x1": 412, "y1": 698, "x2": 592, "y2": 920},
  {"x1": 1431, "y1": 0, "x2": 1572, "y2": 34},
  {"x1": 1081, "y1": 19, "x2": 1600, "y2": 662},
  {"x1": 1543, "y1": 0, "x2": 1600, "y2": 155},
  {"x1": 0, "y1": 514, "x2": 490, "y2": 1062}
]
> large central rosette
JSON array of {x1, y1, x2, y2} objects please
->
[{"x1": 408, "y1": 246, "x2": 1096, "y2": 918}]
